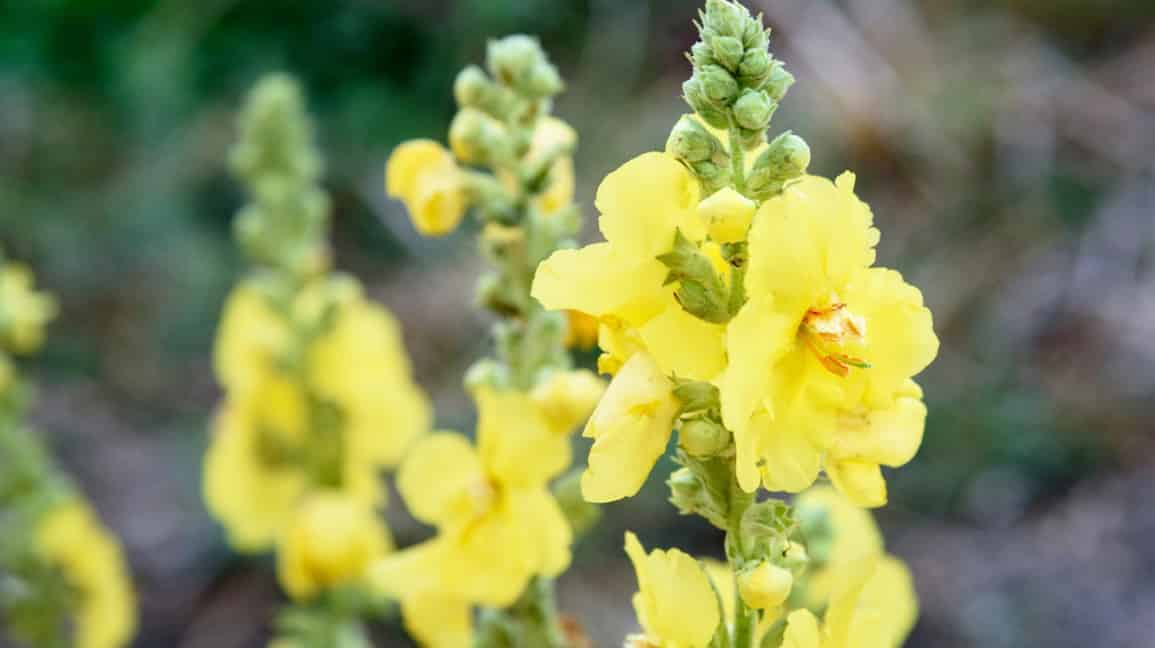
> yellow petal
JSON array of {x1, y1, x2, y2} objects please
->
[
  {"x1": 400, "y1": 591, "x2": 474, "y2": 648},
  {"x1": 824, "y1": 555, "x2": 917, "y2": 648},
  {"x1": 781, "y1": 610, "x2": 822, "y2": 648},
  {"x1": 385, "y1": 140, "x2": 468, "y2": 236},
  {"x1": 624, "y1": 532, "x2": 720, "y2": 647},
  {"x1": 396, "y1": 432, "x2": 486, "y2": 527},
  {"x1": 386, "y1": 139, "x2": 454, "y2": 202},
  {"x1": 746, "y1": 174, "x2": 878, "y2": 307},
  {"x1": 826, "y1": 460, "x2": 887, "y2": 508},
  {"x1": 475, "y1": 385, "x2": 571, "y2": 488},
  {"x1": 532, "y1": 243, "x2": 668, "y2": 324},
  {"x1": 530, "y1": 369, "x2": 606, "y2": 435},
  {"x1": 750, "y1": 409, "x2": 822, "y2": 494},
  {"x1": 581, "y1": 353, "x2": 678, "y2": 503},
  {"x1": 843, "y1": 267, "x2": 938, "y2": 394},
  {"x1": 699, "y1": 186, "x2": 756, "y2": 244},
  {"x1": 637, "y1": 304, "x2": 727, "y2": 381},
  {"x1": 213, "y1": 283, "x2": 288, "y2": 393},
  {"x1": 595, "y1": 152, "x2": 703, "y2": 257},
  {"x1": 506, "y1": 487, "x2": 573, "y2": 578}
]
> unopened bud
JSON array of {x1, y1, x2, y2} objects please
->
[
  {"x1": 704, "y1": 0, "x2": 750, "y2": 38},
  {"x1": 732, "y1": 89, "x2": 775, "y2": 131},
  {"x1": 746, "y1": 132, "x2": 810, "y2": 198},
  {"x1": 765, "y1": 63, "x2": 796, "y2": 102},
  {"x1": 679, "y1": 417, "x2": 731, "y2": 457},
  {"x1": 783, "y1": 541, "x2": 809, "y2": 571},
  {"x1": 449, "y1": 108, "x2": 505, "y2": 164},
  {"x1": 700, "y1": 64, "x2": 739, "y2": 105},
  {"x1": 711, "y1": 35, "x2": 744, "y2": 72},
  {"x1": 691, "y1": 42, "x2": 716, "y2": 68},
  {"x1": 738, "y1": 49, "x2": 772, "y2": 87},
  {"x1": 667, "y1": 115, "x2": 719, "y2": 162},
  {"x1": 742, "y1": 20, "x2": 769, "y2": 51},
  {"x1": 487, "y1": 35, "x2": 542, "y2": 84},
  {"x1": 667, "y1": 467, "x2": 704, "y2": 516},
  {"x1": 524, "y1": 62, "x2": 564, "y2": 98},
  {"x1": 454, "y1": 65, "x2": 491, "y2": 108},
  {"x1": 738, "y1": 561, "x2": 794, "y2": 610}
]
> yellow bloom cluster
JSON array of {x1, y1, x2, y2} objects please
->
[
  {"x1": 372, "y1": 371, "x2": 601, "y2": 647},
  {"x1": 533, "y1": 152, "x2": 938, "y2": 507},
  {"x1": 204, "y1": 276, "x2": 430, "y2": 554},
  {"x1": 35, "y1": 500, "x2": 137, "y2": 648},
  {"x1": 386, "y1": 116, "x2": 576, "y2": 237},
  {"x1": 0, "y1": 263, "x2": 57, "y2": 356}
]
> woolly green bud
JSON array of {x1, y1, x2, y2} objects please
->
[
  {"x1": 742, "y1": 20, "x2": 769, "y2": 51},
  {"x1": 679, "y1": 417, "x2": 731, "y2": 457},
  {"x1": 449, "y1": 108, "x2": 508, "y2": 165},
  {"x1": 683, "y1": 76, "x2": 730, "y2": 129},
  {"x1": 700, "y1": 64, "x2": 739, "y2": 105},
  {"x1": 454, "y1": 65, "x2": 490, "y2": 108},
  {"x1": 524, "y1": 62, "x2": 564, "y2": 98},
  {"x1": 766, "y1": 63, "x2": 796, "y2": 102},
  {"x1": 667, "y1": 467, "x2": 705, "y2": 516},
  {"x1": 746, "y1": 131, "x2": 810, "y2": 198},
  {"x1": 667, "y1": 115, "x2": 719, "y2": 162},
  {"x1": 486, "y1": 35, "x2": 562, "y2": 98},
  {"x1": 732, "y1": 89, "x2": 776, "y2": 131},
  {"x1": 704, "y1": 0, "x2": 750, "y2": 38},
  {"x1": 711, "y1": 35, "x2": 744, "y2": 72},
  {"x1": 690, "y1": 41, "x2": 716, "y2": 68},
  {"x1": 738, "y1": 49, "x2": 772, "y2": 87}
]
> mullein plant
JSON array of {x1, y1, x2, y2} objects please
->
[
  {"x1": 379, "y1": 35, "x2": 605, "y2": 647},
  {"x1": 203, "y1": 75, "x2": 431, "y2": 645},
  {"x1": 527, "y1": 0, "x2": 939, "y2": 646},
  {"x1": 0, "y1": 258, "x2": 137, "y2": 648}
]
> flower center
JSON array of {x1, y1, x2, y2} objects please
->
[{"x1": 800, "y1": 296, "x2": 870, "y2": 377}]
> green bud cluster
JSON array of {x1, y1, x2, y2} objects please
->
[
  {"x1": 675, "y1": 0, "x2": 809, "y2": 199},
  {"x1": 229, "y1": 74, "x2": 330, "y2": 280}
]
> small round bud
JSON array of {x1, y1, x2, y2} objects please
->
[
  {"x1": 679, "y1": 417, "x2": 731, "y2": 457},
  {"x1": 453, "y1": 65, "x2": 491, "y2": 108},
  {"x1": 742, "y1": 20, "x2": 769, "y2": 51},
  {"x1": 733, "y1": 89, "x2": 775, "y2": 131},
  {"x1": 747, "y1": 132, "x2": 810, "y2": 198},
  {"x1": 684, "y1": 78, "x2": 732, "y2": 129},
  {"x1": 691, "y1": 41, "x2": 716, "y2": 68},
  {"x1": 700, "y1": 65, "x2": 739, "y2": 105},
  {"x1": 666, "y1": 115, "x2": 718, "y2": 162},
  {"x1": 738, "y1": 49, "x2": 772, "y2": 86},
  {"x1": 667, "y1": 467, "x2": 704, "y2": 515},
  {"x1": 766, "y1": 63, "x2": 796, "y2": 102},
  {"x1": 449, "y1": 108, "x2": 502, "y2": 164},
  {"x1": 711, "y1": 35, "x2": 744, "y2": 72},
  {"x1": 738, "y1": 561, "x2": 794, "y2": 610},
  {"x1": 704, "y1": 0, "x2": 749, "y2": 38},
  {"x1": 487, "y1": 35, "x2": 543, "y2": 86},
  {"x1": 524, "y1": 62, "x2": 564, "y2": 98}
]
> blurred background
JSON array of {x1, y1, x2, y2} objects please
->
[{"x1": 1, "y1": 0, "x2": 1154, "y2": 645}]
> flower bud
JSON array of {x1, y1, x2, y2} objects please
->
[
  {"x1": 738, "y1": 49, "x2": 772, "y2": 86},
  {"x1": 689, "y1": 159, "x2": 732, "y2": 195},
  {"x1": 487, "y1": 35, "x2": 543, "y2": 86},
  {"x1": 704, "y1": 0, "x2": 749, "y2": 38},
  {"x1": 742, "y1": 20, "x2": 769, "y2": 51},
  {"x1": 679, "y1": 417, "x2": 731, "y2": 457},
  {"x1": 453, "y1": 65, "x2": 491, "y2": 108},
  {"x1": 711, "y1": 35, "x2": 744, "y2": 72},
  {"x1": 666, "y1": 115, "x2": 719, "y2": 163},
  {"x1": 783, "y1": 541, "x2": 809, "y2": 571},
  {"x1": 746, "y1": 132, "x2": 810, "y2": 198},
  {"x1": 449, "y1": 108, "x2": 504, "y2": 165},
  {"x1": 700, "y1": 64, "x2": 739, "y2": 105},
  {"x1": 765, "y1": 63, "x2": 796, "y2": 102},
  {"x1": 667, "y1": 467, "x2": 705, "y2": 515},
  {"x1": 524, "y1": 62, "x2": 564, "y2": 98},
  {"x1": 732, "y1": 89, "x2": 776, "y2": 131},
  {"x1": 690, "y1": 41, "x2": 716, "y2": 68},
  {"x1": 738, "y1": 561, "x2": 794, "y2": 610},
  {"x1": 698, "y1": 186, "x2": 756, "y2": 243}
]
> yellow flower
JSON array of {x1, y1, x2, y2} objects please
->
[
  {"x1": 581, "y1": 352, "x2": 680, "y2": 503},
  {"x1": 372, "y1": 381, "x2": 586, "y2": 642},
  {"x1": 386, "y1": 139, "x2": 469, "y2": 236},
  {"x1": 530, "y1": 368, "x2": 606, "y2": 435},
  {"x1": 623, "y1": 531, "x2": 720, "y2": 648},
  {"x1": 532, "y1": 152, "x2": 726, "y2": 383},
  {"x1": 719, "y1": 173, "x2": 937, "y2": 499},
  {"x1": 35, "y1": 500, "x2": 137, "y2": 648},
  {"x1": 563, "y1": 309, "x2": 600, "y2": 350},
  {"x1": 206, "y1": 278, "x2": 430, "y2": 551},
  {"x1": 0, "y1": 263, "x2": 57, "y2": 354},
  {"x1": 779, "y1": 555, "x2": 917, "y2": 648},
  {"x1": 528, "y1": 117, "x2": 577, "y2": 215},
  {"x1": 277, "y1": 492, "x2": 393, "y2": 601}
]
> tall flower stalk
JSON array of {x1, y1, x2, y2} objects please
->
[
  {"x1": 380, "y1": 35, "x2": 603, "y2": 647},
  {"x1": 531, "y1": 1, "x2": 938, "y2": 646}
]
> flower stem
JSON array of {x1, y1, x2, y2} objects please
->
[{"x1": 727, "y1": 473, "x2": 757, "y2": 648}]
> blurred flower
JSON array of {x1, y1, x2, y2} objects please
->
[
  {"x1": 563, "y1": 309, "x2": 599, "y2": 350},
  {"x1": 277, "y1": 492, "x2": 393, "y2": 601},
  {"x1": 778, "y1": 554, "x2": 917, "y2": 648},
  {"x1": 386, "y1": 140, "x2": 469, "y2": 236},
  {"x1": 35, "y1": 500, "x2": 136, "y2": 648},
  {"x1": 623, "y1": 531, "x2": 720, "y2": 648},
  {"x1": 0, "y1": 263, "x2": 57, "y2": 355},
  {"x1": 205, "y1": 277, "x2": 429, "y2": 551},
  {"x1": 718, "y1": 172, "x2": 937, "y2": 504},
  {"x1": 372, "y1": 378, "x2": 591, "y2": 642}
]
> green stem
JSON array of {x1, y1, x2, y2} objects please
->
[
  {"x1": 728, "y1": 121, "x2": 746, "y2": 194},
  {"x1": 727, "y1": 475, "x2": 756, "y2": 648}
]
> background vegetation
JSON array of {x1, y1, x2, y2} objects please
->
[{"x1": 1, "y1": 0, "x2": 1153, "y2": 646}]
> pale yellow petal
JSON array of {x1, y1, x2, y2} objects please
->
[
  {"x1": 401, "y1": 592, "x2": 473, "y2": 648},
  {"x1": 595, "y1": 152, "x2": 703, "y2": 257},
  {"x1": 826, "y1": 460, "x2": 887, "y2": 508},
  {"x1": 624, "y1": 532, "x2": 720, "y2": 647},
  {"x1": 532, "y1": 243, "x2": 668, "y2": 323},
  {"x1": 843, "y1": 267, "x2": 938, "y2": 394},
  {"x1": 750, "y1": 409, "x2": 822, "y2": 494},
  {"x1": 396, "y1": 433, "x2": 485, "y2": 527},
  {"x1": 475, "y1": 385, "x2": 571, "y2": 488},
  {"x1": 781, "y1": 609, "x2": 822, "y2": 648},
  {"x1": 637, "y1": 304, "x2": 727, "y2": 381}
]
